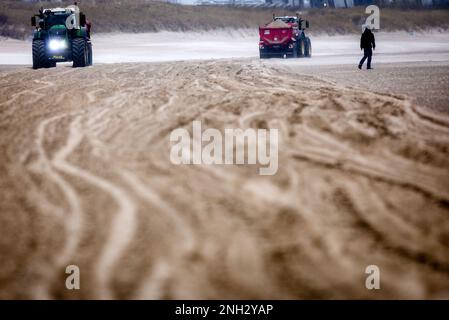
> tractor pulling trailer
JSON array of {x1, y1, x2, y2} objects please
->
[
  {"x1": 31, "y1": 5, "x2": 92, "y2": 69},
  {"x1": 259, "y1": 15, "x2": 311, "y2": 59}
]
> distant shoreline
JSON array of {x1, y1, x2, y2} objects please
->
[{"x1": 1, "y1": 30, "x2": 448, "y2": 66}]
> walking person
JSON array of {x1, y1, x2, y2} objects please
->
[{"x1": 358, "y1": 27, "x2": 375, "y2": 70}]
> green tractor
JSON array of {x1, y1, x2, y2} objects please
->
[{"x1": 31, "y1": 5, "x2": 92, "y2": 69}]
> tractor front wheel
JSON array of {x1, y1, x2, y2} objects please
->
[
  {"x1": 32, "y1": 40, "x2": 48, "y2": 69},
  {"x1": 292, "y1": 43, "x2": 298, "y2": 58},
  {"x1": 72, "y1": 38, "x2": 88, "y2": 68}
]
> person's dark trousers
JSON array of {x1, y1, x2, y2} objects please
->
[{"x1": 359, "y1": 47, "x2": 373, "y2": 69}]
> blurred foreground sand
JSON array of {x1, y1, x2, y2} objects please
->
[{"x1": 0, "y1": 60, "x2": 449, "y2": 299}]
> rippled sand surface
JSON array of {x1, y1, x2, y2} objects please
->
[{"x1": 0, "y1": 60, "x2": 449, "y2": 299}]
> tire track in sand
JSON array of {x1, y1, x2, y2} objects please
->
[
  {"x1": 118, "y1": 170, "x2": 197, "y2": 299},
  {"x1": 51, "y1": 116, "x2": 138, "y2": 299},
  {"x1": 27, "y1": 114, "x2": 84, "y2": 299}
]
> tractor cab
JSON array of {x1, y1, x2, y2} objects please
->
[
  {"x1": 32, "y1": 7, "x2": 87, "y2": 32},
  {"x1": 39, "y1": 10, "x2": 71, "y2": 30}
]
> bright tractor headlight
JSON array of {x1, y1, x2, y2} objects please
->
[{"x1": 48, "y1": 39, "x2": 67, "y2": 51}]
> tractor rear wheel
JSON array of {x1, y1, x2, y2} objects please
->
[
  {"x1": 87, "y1": 42, "x2": 93, "y2": 66},
  {"x1": 297, "y1": 39, "x2": 305, "y2": 57},
  {"x1": 305, "y1": 38, "x2": 312, "y2": 58},
  {"x1": 72, "y1": 38, "x2": 88, "y2": 68},
  {"x1": 32, "y1": 40, "x2": 47, "y2": 69}
]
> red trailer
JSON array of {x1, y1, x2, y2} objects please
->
[{"x1": 259, "y1": 15, "x2": 311, "y2": 59}]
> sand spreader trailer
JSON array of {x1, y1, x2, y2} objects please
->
[{"x1": 259, "y1": 15, "x2": 311, "y2": 59}]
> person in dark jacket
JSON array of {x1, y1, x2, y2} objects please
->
[{"x1": 358, "y1": 27, "x2": 375, "y2": 70}]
